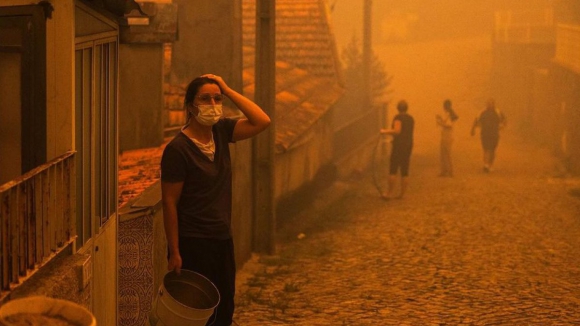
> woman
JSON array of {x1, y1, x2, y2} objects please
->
[
  {"x1": 380, "y1": 100, "x2": 415, "y2": 200},
  {"x1": 160, "y1": 74, "x2": 270, "y2": 326},
  {"x1": 470, "y1": 98, "x2": 506, "y2": 173},
  {"x1": 436, "y1": 99, "x2": 458, "y2": 177}
]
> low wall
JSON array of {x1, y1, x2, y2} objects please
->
[
  {"x1": 118, "y1": 184, "x2": 162, "y2": 326},
  {"x1": 6, "y1": 245, "x2": 91, "y2": 309}
]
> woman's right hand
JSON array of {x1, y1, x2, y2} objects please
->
[
  {"x1": 168, "y1": 253, "x2": 183, "y2": 274},
  {"x1": 201, "y1": 74, "x2": 232, "y2": 95}
]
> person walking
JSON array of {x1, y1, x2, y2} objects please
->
[
  {"x1": 436, "y1": 99, "x2": 458, "y2": 177},
  {"x1": 470, "y1": 98, "x2": 506, "y2": 173},
  {"x1": 160, "y1": 74, "x2": 271, "y2": 326},
  {"x1": 380, "y1": 100, "x2": 415, "y2": 200}
]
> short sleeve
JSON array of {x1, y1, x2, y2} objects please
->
[
  {"x1": 392, "y1": 115, "x2": 401, "y2": 128},
  {"x1": 160, "y1": 143, "x2": 187, "y2": 183},
  {"x1": 222, "y1": 118, "x2": 238, "y2": 143}
]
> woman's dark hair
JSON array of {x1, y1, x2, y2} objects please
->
[
  {"x1": 184, "y1": 76, "x2": 222, "y2": 107},
  {"x1": 183, "y1": 76, "x2": 222, "y2": 120},
  {"x1": 397, "y1": 100, "x2": 408, "y2": 113},
  {"x1": 443, "y1": 99, "x2": 459, "y2": 121}
]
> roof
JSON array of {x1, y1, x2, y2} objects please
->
[
  {"x1": 118, "y1": 144, "x2": 165, "y2": 208},
  {"x1": 242, "y1": 0, "x2": 343, "y2": 82},
  {"x1": 242, "y1": 56, "x2": 343, "y2": 152},
  {"x1": 242, "y1": 0, "x2": 344, "y2": 152}
]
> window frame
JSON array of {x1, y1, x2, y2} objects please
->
[{"x1": 74, "y1": 31, "x2": 118, "y2": 248}]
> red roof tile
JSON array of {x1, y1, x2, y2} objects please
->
[{"x1": 242, "y1": 0, "x2": 343, "y2": 82}]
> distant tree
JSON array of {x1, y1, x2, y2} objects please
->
[{"x1": 341, "y1": 35, "x2": 392, "y2": 111}]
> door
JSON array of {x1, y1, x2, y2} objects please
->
[{"x1": 0, "y1": 6, "x2": 47, "y2": 186}]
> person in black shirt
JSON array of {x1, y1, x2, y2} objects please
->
[
  {"x1": 380, "y1": 100, "x2": 415, "y2": 200},
  {"x1": 470, "y1": 98, "x2": 506, "y2": 173},
  {"x1": 161, "y1": 74, "x2": 270, "y2": 326}
]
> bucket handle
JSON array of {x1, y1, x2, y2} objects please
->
[{"x1": 207, "y1": 309, "x2": 217, "y2": 326}]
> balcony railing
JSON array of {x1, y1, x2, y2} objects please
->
[
  {"x1": 0, "y1": 151, "x2": 75, "y2": 298},
  {"x1": 494, "y1": 9, "x2": 555, "y2": 44},
  {"x1": 555, "y1": 24, "x2": 580, "y2": 74}
]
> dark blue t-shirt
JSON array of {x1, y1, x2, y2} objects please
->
[
  {"x1": 478, "y1": 109, "x2": 505, "y2": 138},
  {"x1": 392, "y1": 113, "x2": 414, "y2": 149},
  {"x1": 161, "y1": 118, "x2": 238, "y2": 239}
]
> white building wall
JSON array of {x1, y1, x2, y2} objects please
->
[
  {"x1": 46, "y1": 1, "x2": 75, "y2": 160},
  {"x1": 274, "y1": 117, "x2": 334, "y2": 202}
]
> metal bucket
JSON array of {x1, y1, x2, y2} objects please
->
[
  {"x1": 0, "y1": 296, "x2": 96, "y2": 326},
  {"x1": 149, "y1": 270, "x2": 220, "y2": 326}
]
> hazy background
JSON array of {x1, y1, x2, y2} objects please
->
[
  {"x1": 329, "y1": 0, "x2": 554, "y2": 163},
  {"x1": 330, "y1": 0, "x2": 554, "y2": 45}
]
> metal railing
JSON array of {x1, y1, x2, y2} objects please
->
[
  {"x1": 555, "y1": 24, "x2": 580, "y2": 74},
  {"x1": 0, "y1": 151, "x2": 75, "y2": 296}
]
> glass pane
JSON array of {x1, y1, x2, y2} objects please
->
[
  {"x1": 75, "y1": 49, "x2": 83, "y2": 247},
  {"x1": 108, "y1": 42, "x2": 117, "y2": 216},
  {"x1": 82, "y1": 47, "x2": 92, "y2": 242},
  {"x1": 94, "y1": 44, "x2": 102, "y2": 225},
  {"x1": 102, "y1": 44, "x2": 108, "y2": 222},
  {"x1": 0, "y1": 52, "x2": 21, "y2": 186}
]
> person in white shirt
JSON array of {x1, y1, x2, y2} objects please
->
[{"x1": 436, "y1": 99, "x2": 458, "y2": 177}]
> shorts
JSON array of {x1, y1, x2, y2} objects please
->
[
  {"x1": 481, "y1": 134, "x2": 499, "y2": 151},
  {"x1": 389, "y1": 145, "x2": 413, "y2": 176}
]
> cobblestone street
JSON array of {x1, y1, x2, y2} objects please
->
[
  {"x1": 233, "y1": 36, "x2": 580, "y2": 326},
  {"x1": 233, "y1": 127, "x2": 580, "y2": 325}
]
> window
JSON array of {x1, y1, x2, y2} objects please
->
[{"x1": 75, "y1": 3, "x2": 118, "y2": 247}]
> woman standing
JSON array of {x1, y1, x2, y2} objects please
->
[
  {"x1": 436, "y1": 99, "x2": 458, "y2": 177},
  {"x1": 380, "y1": 100, "x2": 415, "y2": 200},
  {"x1": 160, "y1": 74, "x2": 270, "y2": 325}
]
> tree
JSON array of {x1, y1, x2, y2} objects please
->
[{"x1": 341, "y1": 35, "x2": 392, "y2": 114}]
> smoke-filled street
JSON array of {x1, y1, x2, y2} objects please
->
[
  {"x1": 233, "y1": 36, "x2": 580, "y2": 325},
  {"x1": 3, "y1": 1, "x2": 580, "y2": 324}
]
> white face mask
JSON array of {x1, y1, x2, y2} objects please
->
[{"x1": 194, "y1": 104, "x2": 222, "y2": 126}]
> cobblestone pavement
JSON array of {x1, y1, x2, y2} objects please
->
[
  {"x1": 233, "y1": 36, "x2": 580, "y2": 325},
  {"x1": 233, "y1": 127, "x2": 580, "y2": 325}
]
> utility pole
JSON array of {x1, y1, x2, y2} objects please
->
[
  {"x1": 363, "y1": 0, "x2": 372, "y2": 110},
  {"x1": 253, "y1": 0, "x2": 276, "y2": 254}
]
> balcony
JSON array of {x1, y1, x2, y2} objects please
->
[
  {"x1": 0, "y1": 151, "x2": 75, "y2": 300},
  {"x1": 555, "y1": 24, "x2": 580, "y2": 74},
  {"x1": 494, "y1": 9, "x2": 555, "y2": 44}
]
